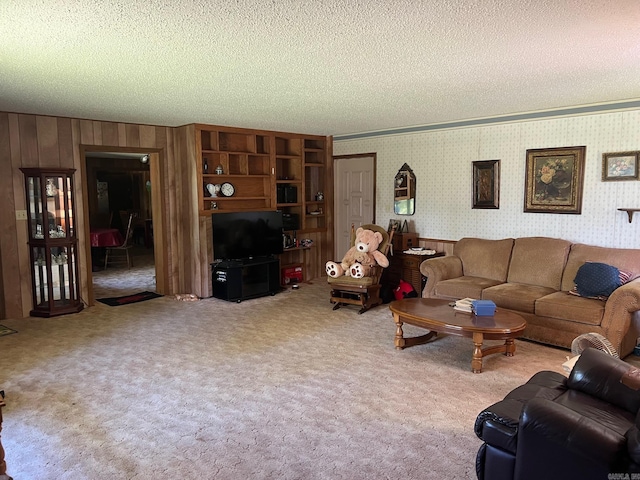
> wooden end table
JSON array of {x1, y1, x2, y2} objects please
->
[{"x1": 390, "y1": 298, "x2": 526, "y2": 373}]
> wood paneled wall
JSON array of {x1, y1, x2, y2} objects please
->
[
  {"x1": 0, "y1": 112, "x2": 197, "y2": 319},
  {"x1": 420, "y1": 238, "x2": 456, "y2": 256},
  {"x1": 0, "y1": 112, "x2": 334, "y2": 318}
]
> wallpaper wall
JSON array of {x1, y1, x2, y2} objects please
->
[{"x1": 334, "y1": 109, "x2": 640, "y2": 249}]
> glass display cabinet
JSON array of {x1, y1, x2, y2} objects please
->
[{"x1": 20, "y1": 168, "x2": 83, "y2": 317}]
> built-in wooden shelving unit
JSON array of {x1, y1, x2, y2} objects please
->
[
  {"x1": 195, "y1": 124, "x2": 329, "y2": 233},
  {"x1": 190, "y1": 124, "x2": 332, "y2": 288}
]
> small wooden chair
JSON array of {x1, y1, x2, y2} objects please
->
[
  {"x1": 328, "y1": 223, "x2": 395, "y2": 314},
  {"x1": 104, "y1": 213, "x2": 135, "y2": 269}
]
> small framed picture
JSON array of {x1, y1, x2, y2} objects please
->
[
  {"x1": 387, "y1": 219, "x2": 400, "y2": 233},
  {"x1": 472, "y1": 160, "x2": 500, "y2": 209},
  {"x1": 602, "y1": 151, "x2": 639, "y2": 181}
]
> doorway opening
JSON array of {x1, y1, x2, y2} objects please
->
[{"x1": 82, "y1": 148, "x2": 161, "y2": 302}]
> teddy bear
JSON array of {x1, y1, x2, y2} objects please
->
[{"x1": 326, "y1": 227, "x2": 389, "y2": 279}]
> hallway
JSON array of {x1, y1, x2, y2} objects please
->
[{"x1": 92, "y1": 246, "x2": 156, "y2": 300}]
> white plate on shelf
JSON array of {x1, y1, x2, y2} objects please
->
[{"x1": 309, "y1": 211, "x2": 321, "y2": 215}]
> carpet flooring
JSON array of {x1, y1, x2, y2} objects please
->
[{"x1": 0, "y1": 259, "x2": 581, "y2": 479}]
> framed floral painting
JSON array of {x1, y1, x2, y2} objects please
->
[
  {"x1": 524, "y1": 146, "x2": 586, "y2": 214},
  {"x1": 602, "y1": 151, "x2": 639, "y2": 181}
]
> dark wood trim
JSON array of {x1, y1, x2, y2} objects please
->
[{"x1": 80, "y1": 145, "x2": 166, "y2": 305}]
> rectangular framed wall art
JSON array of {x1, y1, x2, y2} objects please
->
[
  {"x1": 602, "y1": 151, "x2": 639, "y2": 181},
  {"x1": 472, "y1": 160, "x2": 500, "y2": 209},
  {"x1": 524, "y1": 146, "x2": 586, "y2": 214}
]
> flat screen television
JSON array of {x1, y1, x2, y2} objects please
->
[{"x1": 212, "y1": 210, "x2": 284, "y2": 260}]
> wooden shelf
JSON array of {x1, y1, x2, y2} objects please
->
[
  {"x1": 203, "y1": 174, "x2": 270, "y2": 179},
  {"x1": 197, "y1": 126, "x2": 328, "y2": 225},
  {"x1": 618, "y1": 208, "x2": 640, "y2": 223},
  {"x1": 282, "y1": 245, "x2": 311, "y2": 252}
]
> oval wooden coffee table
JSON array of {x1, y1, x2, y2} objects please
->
[{"x1": 389, "y1": 298, "x2": 527, "y2": 373}]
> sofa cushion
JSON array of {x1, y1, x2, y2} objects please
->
[
  {"x1": 434, "y1": 276, "x2": 503, "y2": 300},
  {"x1": 553, "y1": 391, "x2": 636, "y2": 436},
  {"x1": 535, "y1": 291, "x2": 605, "y2": 325},
  {"x1": 561, "y1": 243, "x2": 640, "y2": 292},
  {"x1": 507, "y1": 237, "x2": 571, "y2": 290},
  {"x1": 474, "y1": 371, "x2": 568, "y2": 452},
  {"x1": 453, "y1": 237, "x2": 514, "y2": 282},
  {"x1": 327, "y1": 275, "x2": 375, "y2": 286},
  {"x1": 482, "y1": 283, "x2": 556, "y2": 314}
]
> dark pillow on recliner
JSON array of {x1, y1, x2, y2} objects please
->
[{"x1": 574, "y1": 262, "x2": 621, "y2": 298}]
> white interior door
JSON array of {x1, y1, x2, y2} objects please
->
[{"x1": 333, "y1": 154, "x2": 376, "y2": 259}]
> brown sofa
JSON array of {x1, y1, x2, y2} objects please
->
[{"x1": 420, "y1": 237, "x2": 640, "y2": 357}]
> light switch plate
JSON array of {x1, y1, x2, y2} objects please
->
[{"x1": 15, "y1": 210, "x2": 27, "y2": 220}]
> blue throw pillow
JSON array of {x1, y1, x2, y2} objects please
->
[{"x1": 574, "y1": 262, "x2": 621, "y2": 298}]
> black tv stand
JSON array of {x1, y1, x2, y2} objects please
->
[{"x1": 211, "y1": 256, "x2": 280, "y2": 302}]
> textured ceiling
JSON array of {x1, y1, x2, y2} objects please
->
[{"x1": 2, "y1": 1, "x2": 640, "y2": 136}]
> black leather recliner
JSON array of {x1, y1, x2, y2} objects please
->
[{"x1": 474, "y1": 347, "x2": 640, "y2": 480}]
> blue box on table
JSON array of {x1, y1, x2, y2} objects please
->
[{"x1": 472, "y1": 300, "x2": 496, "y2": 316}]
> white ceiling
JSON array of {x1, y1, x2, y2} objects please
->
[{"x1": 2, "y1": 1, "x2": 640, "y2": 137}]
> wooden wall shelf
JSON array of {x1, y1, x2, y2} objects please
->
[{"x1": 618, "y1": 208, "x2": 640, "y2": 223}]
